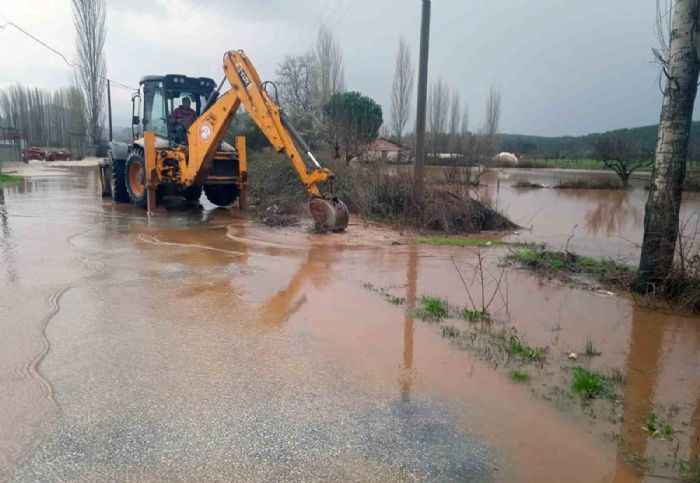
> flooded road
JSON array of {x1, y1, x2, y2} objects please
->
[{"x1": 1, "y1": 165, "x2": 699, "y2": 481}]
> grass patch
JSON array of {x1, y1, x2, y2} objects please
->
[
  {"x1": 507, "y1": 249, "x2": 632, "y2": 287},
  {"x1": 507, "y1": 335, "x2": 546, "y2": 362},
  {"x1": 509, "y1": 370, "x2": 530, "y2": 382},
  {"x1": 441, "y1": 326, "x2": 460, "y2": 339},
  {"x1": 388, "y1": 296, "x2": 405, "y2": 306},
  {"x1": 571, "y1": 367, "x2": 616, "y2": 400},
  {"x1": 554, "y1": 178, "x2": 625, "y2": 190},
  {"x1": 419, "y1": 236, "x2": 531, "y2": 248},
  {"x1": 477, "y1": 328, "x2": 548, "y2": 366},
  {"x1": 584, "y1": 338, "x2": 602, "y2": 357},
  {"x1": 460, "y1": 308, "x2": 490, "y2": 322},
  {"x1": 642, "y1": 412, "x2": 675, "y2": 439},
  {"x1": 512, "y1": 181, "x2": 545, "y2": 189},
  {"x1": 412, "y1": 296, "x2": 450, "y2": 321},
  {"x1": 361, "y1": 282, "x2": 405, "y2": 306},
  {"x1": 0, "y1": 172, "x2": 21, "y2": 185}
]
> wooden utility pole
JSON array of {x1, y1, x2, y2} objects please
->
[
  {"x1": 107, "y1": 79, "x2": 113, "y2": 142},
  {"x1": 413, "y1": 0, "x2": 431, "y2": 200}
]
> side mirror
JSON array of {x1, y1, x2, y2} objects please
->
[{"x1": 132, "y1": 115, "x2": 140, "y2": 125}]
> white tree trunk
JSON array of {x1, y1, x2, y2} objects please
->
[{"x1": 638, "y1": 0, "x2": 700, "y2": 289}]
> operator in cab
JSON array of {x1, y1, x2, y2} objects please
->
[
  {"x1": 169, "y1": 96, "x2": 197, "y2": 144},
  {"x1": 170, "y1": 96, "x2": 197, "y2": 129}
]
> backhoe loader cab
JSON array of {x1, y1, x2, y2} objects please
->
[{"x1": 134, "y1": 75, "x2": 216, "y2": 143}]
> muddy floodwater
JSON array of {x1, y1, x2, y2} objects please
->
[{"x1": 1, "y1": 164, "x2": 699, "y2": 482}]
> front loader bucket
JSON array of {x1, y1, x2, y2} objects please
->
[{"x1": 309, "y1": 196, "x2": 349, "y2": 233}]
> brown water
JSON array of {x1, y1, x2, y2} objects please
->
[{"x1": 0, "y1": 166, "x2": 699, "y2": 481}]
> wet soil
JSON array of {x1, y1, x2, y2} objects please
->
[{"x1": 0, "y1": 164, "x2": 698, "y2": 481}]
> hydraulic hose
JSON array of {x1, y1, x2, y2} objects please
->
[{"x1": 279, "y1": 110, "x2": 322, "y2": 169}]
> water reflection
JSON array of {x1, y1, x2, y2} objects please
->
[
  {"x1": 0, "y1": 186, "x2": 18, "y2": 285},
  {"x1": 555, "y1": 189, "x2": 642, "y2": 237},
  {"x1": 259, "y1": 244, "x2": 338, "y2": 327},
  {"x1": 400, "y1": 245, "x2": 418, "y2": 401},
  {"x1": 615, "y1": 307, "x2": 665, "y2": 481},
  {"x1": 613, "y1": 305, "x2": 700, "y2": 480}
]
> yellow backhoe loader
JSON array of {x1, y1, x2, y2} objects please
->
[{"x1": 102, "y1": 50, "x2": 348, "y2": 232}]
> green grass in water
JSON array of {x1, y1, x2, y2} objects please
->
[
  {"x1": 419, "y1": 237, "x2": 531, "y2": 248},
  {"x1": 413, "y1": 296, "x2": 450, "y2": 321},
  {"x1": 507, "y1": 335, "x2": 546, "y2": 362},
  {"x1": 643, "y1": 412, "x2": 674, "y2": 439},
  {"x1": 571, "y1": 367, "x2": 615, "y2": 400},
  {"x1": 509, "y1": 249, "x2": 630, "y2": 278},
  {"x1": 509, "y1": 370, "x2": 530, "y2": 382},
  {"x1": 441, "y1": 326, "x2": 460, "y2": 338}
]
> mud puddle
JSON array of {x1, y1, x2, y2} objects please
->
[{"x1": 0, "y1": 167, "x2": 698, "y2": 481}]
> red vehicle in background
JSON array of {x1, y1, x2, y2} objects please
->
[
  {"x1": 21, "y1": 147, "x2": 71, "y2": 162},
  {"x1": 22, "y1": 147, "x2": 46, "y2": 161},
  {"x1": 45, "y1": 149, "x2": 70, "y2": 161}
]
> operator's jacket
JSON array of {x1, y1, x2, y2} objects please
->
[{"x1": 170, "y1": 106, "x2": 196, "y2": 129}]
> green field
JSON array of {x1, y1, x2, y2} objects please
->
[{"x1": 518, "y1": 158, "x2": 639, "y2": 170}]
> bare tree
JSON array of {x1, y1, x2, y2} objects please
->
[
  {"x1": 482, "y1": 86, "x2": 501, "y2": 158},
  {"x1": 461, "y1": 103, "x2": 469, "y2": 139},
  {"x1": 428, "y1": 78, "x2": 449, "y2": 157},
  {"x1": 314, "y1": 26, "x2": 345, "y2": 107},
  {"x1": 276, "y1": 53, "x2": 316, "y2": 116},
  {"x1": 448, "y1": 91, "x2": 461, "y2": 153},
  {"x1": 0, "y1": 84, "x2": 85, "y2": 147},
  {"x1": 390, "y1": 38, "x2": 415, "y2": 146},
  {"x1": 72, "y1": 0, "x2": 106, "y2": 145},
  {"x1": 637, "y1": 0, "x2": 700, "y2": 290},
  {"x1": 459, "y1": 102, "x2": 474, "y2": 162},
  {"x1": 484, "y1": 86, "x2": 501, "y2": 138},
  {"x1": 594, "y1": 133, "x2": 652, "y2": 187}
]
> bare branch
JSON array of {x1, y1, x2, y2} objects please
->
[
  {"x1": 314, "y1": 26, "x2": 345, "y2": 107},
  {"x1": 71, "y1": 0, "x2": 106, "y2": 144},
  {"x1": 390, "y1": 38, "x2": 415, "y2": 145}
]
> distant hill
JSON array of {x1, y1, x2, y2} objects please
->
[{"x1": 498, "y1": 122, "x2": 700, "y2": 161}]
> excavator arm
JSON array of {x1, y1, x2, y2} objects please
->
[{"x1": 183, "y1": 50, "x2": 348, "y2": 232}]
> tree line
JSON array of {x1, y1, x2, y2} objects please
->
[
  {"x1": 0, "y1": 0, "x2": 105, "y2": 149},
  {"x1": 0, "y1": 84, "x2": 86, "y2": 148},
  {"x1": 500, "y1": 122, "x2": 700, "y2": 161}
]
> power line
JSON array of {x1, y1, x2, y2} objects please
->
[{"x1": 0, "y1": 20, "x2": 137, "y2": 91}]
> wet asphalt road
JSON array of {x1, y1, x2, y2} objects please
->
[{"x1": 0, "y1": 168, "x2": 496, "y2": 481}]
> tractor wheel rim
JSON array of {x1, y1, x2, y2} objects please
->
[{"x1": 129, "y1": 163, "x2": 145, "y2": 197}]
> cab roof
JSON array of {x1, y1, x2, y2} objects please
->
[{"x1": 139, "y1": 75, "x2": 216, "y2": 94}]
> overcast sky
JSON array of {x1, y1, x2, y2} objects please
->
[{"x1": 0, "y1": 0, "x2": 685, "y2": 136}]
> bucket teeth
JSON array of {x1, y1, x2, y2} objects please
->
[{"x1": 309, "y1": 196, "x2": 349, "y2": 233}]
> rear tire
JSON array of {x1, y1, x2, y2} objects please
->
[
  {"x1": 110, "y1": 151, "x2": 129, "y2": 202},
  {"x1": 183, "y1": 185, "x2": 203, "y2": 202},
  {"x1": 125, "y1": 153, "x2": 148, "y2": 208},
  {"x1": 204, "y1": 184, "x2": 238, "y2": 207}
]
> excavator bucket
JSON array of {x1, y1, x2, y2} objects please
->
[{"x1": 309, "y1": 196, "x2": 349, "y2": 233}]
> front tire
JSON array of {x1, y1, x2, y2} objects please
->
[
  {"x1": 183, "y1": 185, "x2": 203, "y2": 202},
  {"x1": 204, "y1": 184, "x2": 238, "y2": 207},
  {"x1": 110, "y1": 150, "x2": 129, "y2": 202},
  {"x1": 125, "y1": 153, "x2": 148, "y2": 208}
]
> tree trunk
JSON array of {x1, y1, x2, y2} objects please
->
[
  {"x1": 621, "y1": 171, "x2": 629, "y2": 188},
  {"x1": 636, "y1": 0, "x2": 700, "y2": 291}
]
